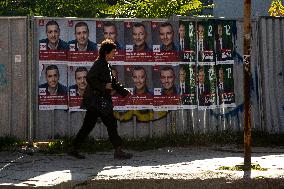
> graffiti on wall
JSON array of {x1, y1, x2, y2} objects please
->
[{"x1": 0, "y1": 64, "x2": 8, "y2": 89}]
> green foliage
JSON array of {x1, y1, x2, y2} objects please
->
[
  {"x1": 0, "y1": 136, "x2": 18, "y2": 150},
  {"x1": 268, "y1": 0, "x2": 284, "y2": 16},
  {"x1": 105, "y1": 0, "x2": 205, "y2": 18},
  {"x1": 0, "y1": 0, "x2": 210, "y2": 18},
  {"x1": 0, "y1": 0, "x2": 111, "y2": 17}
]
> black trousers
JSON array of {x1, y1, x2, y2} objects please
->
[{"x1": 73, "y1": 108, "x2": 122, "y2": 149}]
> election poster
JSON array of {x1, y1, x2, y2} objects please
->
[
  {"x1": 179, "y1": 20, "x2": 196, "y2": 63},
  {"x1": 38, "y1": 62, "x2": 68, "y2": 110},
  {"x1": 96, "y1": 20, "x2": 125, "y2": 64},
  {"x1": 68, "y1": 64, "x2": 92, "y2": 111},
  {"x1": 124, "y1": 20, "x2": 153, "y2": 63},
  {"x1": 197, "y1": 63, "x2": 217, "y2": 109},
  {"x1": 215, "y1": 20, "x2": 235, "y2": 63},
  {"x1": 123, "y1": 65, "x2": 153, "y2": 110},
  {"x1": 151, "y1": 20, "x2": 180, "y2": 64},
  {"x1": 152, "y1": 65, "x2": 180, "y2": 111},
  {"x1": 38, "y1": 19, "x2": 69, "y2": 61},
  {"x1": 197, "y1": 20, "x2": 215, "y2": 63},
  {"x1": 217, "y1": 64, "x2": 235, "y2": 107},
  {"x1": 179, "y1": 64, "x2": 197, "y2": 109},
  {"x1": 67, "y1": 20, "x2": 98, "y2": 62}
]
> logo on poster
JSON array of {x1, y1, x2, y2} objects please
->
[
  {"x1": 154, "y1": 88, "x2": 161, "y2": 95},
  {"x1": 40, "y1": 43, "x2": 47, "y2": 50},
  {"x1": 68, "y1": 20, "x2": 73, "y2": 27},
  {"x1": 70, "y1": 89, "x2": 76, "y2": 96},
  {"x1": 39, "y1": 20, "x2": 44, "y2": 26},
  {"x1": 126, "y1": 45, "x2": 133, "y2": 52},
  {"x1": 153, "y1": 45, "x2": 160, "y2": 52},
  {"x1": 39, "y1": 88, "x2": 46, "y2": 95},
  {"x1": 69, "y1": 44, "x2": 75, "y2": 51}
]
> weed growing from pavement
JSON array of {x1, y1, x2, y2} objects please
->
[
  {"x1": 218, "y1": 163, "x2": 268, "y2": 171},
  {"x1": 0, "y1": 136, "x2": 18, "y2": 150},
  {"x1": 0, "y1": 130, "x2": 283, "y2": 154}
]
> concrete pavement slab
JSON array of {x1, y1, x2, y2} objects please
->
[{"x1": 0, "y1": 146, "x2": 283, "y2": 188}]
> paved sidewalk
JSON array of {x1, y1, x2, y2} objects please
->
[{"x1": 0, "y1": 146, "x2": 284, "y2": 188}]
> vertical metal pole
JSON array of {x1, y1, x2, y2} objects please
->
[{"x1": 243, "y1": 0, "x2": 252, "y2": 171}]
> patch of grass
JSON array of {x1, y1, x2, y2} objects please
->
[
  {"x1": 251, "y1": 130, "x2": 284, "y2": 147},
  {"x1": 0, "y1": 136, "x2": 18, "y2": 150}
]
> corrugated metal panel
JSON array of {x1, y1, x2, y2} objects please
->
[
  {"x1": 0, "y1": 18, "x2": 10, "y2": 137},
  {"x1": 1, "y1": 16, "x2": 283, "y2": 140},
  {"x1": 259, "y1": 17, "x2": 284, "y2": 133},
  {"x1": 0, "y1": 17, "x2": 28, "y2": 139}
]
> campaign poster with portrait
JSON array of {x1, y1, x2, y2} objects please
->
[
  {"x1": 110, "y1": 65, "x2": 129, "y2": 110},
  {"x1": 38, "y1": 19, "x2": 69, "y2": 61},
  {"x1": 38, "y1": 62, "x2": 68, "y2": 110},
  {"x1": 96, "y1": 20, "x2": 125, "y2": 64},
  {"x1": 197, "y1": 63, "x2": 217, "y2": 109},
  {"x1": 124, "y1": 20, "x2": 153, "y2": 63},
  {"x1": 179, "y1": 64, "x2": 197, "y2": 109},
  {"x1": 152, "y1": 65, "x2": 180, "y2": 111},
  {"x1": 151, "y1": 20, "x2": 180, "y2": 64},
  {"x1": 217, "y1": 64, "x2": 235, "y2": 107},
  {"x1": 197, "y1": 20, "x2": 215, "y2": 63},
  {"x1": 67, "y1": 20, "x2": 98, "y2": 62},
  {"x1": 179, "y1": 20, "x2": 196, "y2": 63},
  {"x1": 123, "y1": 65, "x2": 153, "y2": 110},
  {"x1": 215, "y1": 20, "x2": 235, "y2": 63},
  {"x1": 68, "y1": 64, "x2": 92, "y2": 111}
]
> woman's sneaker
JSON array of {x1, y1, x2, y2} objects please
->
[{"x1": 114, "y1": 147, "x2": 133, "y2": 160}]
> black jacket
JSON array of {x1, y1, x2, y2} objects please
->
[{"x1": 81, "y1": 57, "x2": 129, "y2": 110}]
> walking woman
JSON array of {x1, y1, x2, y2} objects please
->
[{"x1": 68, "y1": 39, "x2": 132, "y2": 159}]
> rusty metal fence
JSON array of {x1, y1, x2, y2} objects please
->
[{"x1": 0, "y1": 16, "x2": 283, "y2": 140}]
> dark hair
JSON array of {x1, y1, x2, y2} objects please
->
[
  {"x1": 161, "y1": 66, "x2": 174, "y2": 72},
  {"x1": 75, "y1": 21, "x2": 89, "y2": 33},
  {"x1": 160, "y1": 66, "x2": 175, "y2": 76},
  {"x1": 104, "y1": 22, "x2": 117, "y2": 29},
  {"x1": 133, "y1": 23, "x2": 147, "y2": 34},
  {"x1": 75, "y1": 67, "x2": 88, "y2": 78},
  {"x1": 199, "y1": 66, "x2": 204, "y2": 72},
  {"x1": 45, "y1": 65, "x2": 59, "y2": 75},
  {"x1": 160, "y1": 22, "x2": 173, "y2": 29},
  {"x1": 99, "y1": 39, "x2": 116, "y2": 58},
  {"x1": 132, "y1": 66, "x2": 146, "y2": 77},
  {"x1": 179, "y1": 65, "x2": 186, "y2": 71},
  {"x1": 46, "y1": 20, "x2": 59, "y2": 32},
  {"x1": 133, "y1": 22, "x2": 146, "y2": 29}
]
